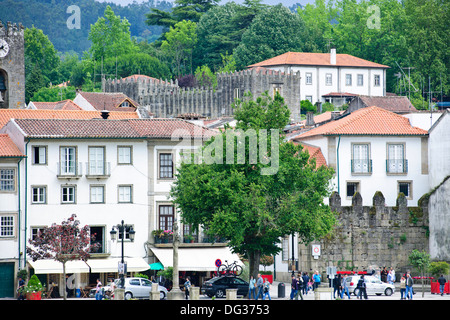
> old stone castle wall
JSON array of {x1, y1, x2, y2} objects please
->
[
  {"x1": 103, "y1": 68, "x2": 302, "y2": 122},
  {"x1": 293, "y1": 191, "x2": 429, "y2": 280}
]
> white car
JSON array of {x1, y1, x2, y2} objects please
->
[
  {"x1": 346, "y1": 275, "x2": 395, "y2": 296},
  {"x1": 90, "y1": 278, "x2": 168, "y2": 300}
]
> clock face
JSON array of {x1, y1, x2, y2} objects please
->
[{"x1": 0, "y1": 39, "x2": 9, "y2": 58}]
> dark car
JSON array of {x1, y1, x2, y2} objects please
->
[{"x1": 201, "y1": 276, "x2": 249, "y2": 298}]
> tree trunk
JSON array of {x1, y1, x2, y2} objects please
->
[
  {"x1": 248, "y1": 250, "x2": 261, "y2": 281},
  {"x1": 63, "y1": 262, "x2": 67, "y2": 300}
]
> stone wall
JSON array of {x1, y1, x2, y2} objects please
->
[
  {"x1": 103, "y1": 68, "x2": 302, "y2": 122},
  {"x1": 429, "y1": 176, "x2": 450, "y2": 261},
  {"x1": 297, "y1": 191, "x2": 429, "y2": 276}
]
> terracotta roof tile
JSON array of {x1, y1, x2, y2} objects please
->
[
  {"x1": 77, "y1": 92, "x2": 139, "y2": 111},
  {"x1": 30, "y1": 99, "x2": 83, "y2": 111},
  {"x1": 294, "y1": 106, "x2": 428, "y2": 139},
  {"x1": 11, "y1": 118, "x2": 217, "y2": 140},
  {"x1": 295, "y1": 142, "x2": 327, "y2": 168},
  {"x1": 248, "y1": 52, "x2": 389, "y2": 69},
  {"x1": 353, "y1": 95, "x2": 417, "y2": 113},
  {"x1": 0, "y1": 109, "x2": 139, "y2": 129},
  {"x1": 0, "y1": 134, "x2": 24, "y2": 158}
]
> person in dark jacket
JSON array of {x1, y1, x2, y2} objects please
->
[
  {"x1": 438, "y1": 275, "x2": 447, "y2": 296},
  {"x1": 357, "y1": 275, "x2": 368, "y2": 300}
]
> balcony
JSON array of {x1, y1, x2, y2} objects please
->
[
  {"x1": 351, "y1": 159, "x2": 372, "y2": 174},
  {"x1": 85, "y1": 162, "x2": 111, "y2": 179},
  {"x1": 57, "y1": 162, "x2": 82, "y2": 179},
  {"x1": 386, "y1": 159, "x2": 408, "y2": 174}
]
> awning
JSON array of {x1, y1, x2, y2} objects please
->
[
  {"x1": 86, "y1": 257, "x2": 150, "y2": 273},
  {"x1": 149, "y1": 262, "x2": 164, "y2": 270},
  {"x1": 28, "y1": 260, "x2": 90, "y2": 274},
  {"x1": 28, "y1": 257, "x2": 150, "y2": 274},
  {"x1": 150, "y1": 247, "x2": 242, "y2": 272}
]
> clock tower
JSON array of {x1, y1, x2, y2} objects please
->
[{"x1": 0, "y1": 21, "x2": 25, "y2": 109}]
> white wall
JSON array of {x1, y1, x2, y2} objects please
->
[{"x1": 428, "y1": 111, "x2": 450, "y2": 188}]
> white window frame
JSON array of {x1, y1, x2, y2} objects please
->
[
  {"x1": 32, "y1": 146, "x2": 47, "y2": 165},
  {"x1": 118, "y1": 146, "x2": 132, "y2": 165},
  {"x1": 89, "y1": 147, "x2": 105, "y2": 175},
  {"x1": 0, "y1": 215, "x2": 14, "y2": 238},
  {"x1": 326, "y1": 73, "x2": 332, "y2": 86},
  {"x1": 118, "y1": 185, "x2": 132, "y2": 203},
  {"x1": 61, "y1": 185, "x2": 76, "y2": 204},
  {"x1": 345, "y1": 74, "x2": 352, "y2": 86},
  {"x1": 31, "y1": 186, "x2": 46, "y2": 204},
  {"x1": 374, "y1": 74, "x2": 381, "y2": 87},
  {"x1": 357, "y1": 74, "x2": 364, "y2": 86},
  {"x1": 60, "y1": 146, "x2": 77, "y2": 175},
  {"x1": 0, "y1": 168, "x2": 15, "y2": 192},
  {"x1": 90, "y1": 185, "x2": 105, "y2": 204},
  {"x1": 305, "y1": 72, "x2": 312, "y2": 85},
  {"x1": 352, "y1": 143, "x2": 371, "y2": 174}
]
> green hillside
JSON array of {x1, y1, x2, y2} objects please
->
[{"x1": 0, "y1": 0, "x2": 171, "y2": 54}]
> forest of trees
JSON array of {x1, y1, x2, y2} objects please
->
[{"x1": 3, "y1": 0, "x2": 448, "y2": 107}]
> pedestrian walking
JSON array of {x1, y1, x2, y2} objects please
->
[
  {"x1": 248, "y1": 275, "x2": 256, "y2": 299},
  {"x1": 313, "y1": 270, "x2": 321, "y2": 290},
  {"x1": 302, "y1": 272, "x2": 309, "y2": 295},
  {"x1": 184, "y1": 276, "x2": 191, "y2": 300},
  {"x1": 295, "y1": 274, "x2": 303, "y2": 300},
  {"x1": 381, "y1": 267, "x2": 388, "y2": 283},
  {"x1": 17, "y1": 276, "x2": 25, "y2": 300},
  {"x1": 333, "y1": 273, "x2": 341, "y2": 299},
  {"x1": 405, "y1": 272, "x2": 414, "y2": 300},
  {"x1": 438, "y1": 274, "x2": 447, "y2": 296},
  {"x1": 95, "y1": 279, "x2": 103, "y2": 300},
  {"x1": 340, "y1": 274, "x2": 351, "y2": 299},
  {"x1": 399, "y1": 276, "x2": 406, "y2": 300},
  {"x1": 290, "y1": 275, "x2": 298, "y2": 300},
  {"x1": 357, "y1": 275, "x2": 368, "y2": 300},
  {"x1": 262, "y1": 278, "x2": 271, "y2": 300},
  {"x1": 255, "y1": 273, "x2": 264, "y2": 300}
]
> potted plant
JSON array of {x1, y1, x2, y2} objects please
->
[
  {"x1": 184, "y1": 234, "x2": 194, "y2": 243},
  {"x1": 22, "y1": 274, "x2": 45, "y2": 300}
]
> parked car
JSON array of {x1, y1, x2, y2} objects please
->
[
  {"x1": 346, "y1": 275, "x2": 395, "y2": 296},
  {"x1": 201, "y1": 275, "x2": 249, "y2": 298},
  {"x1": 89, "y1": 278, "x2": 168, "y2": 300}
]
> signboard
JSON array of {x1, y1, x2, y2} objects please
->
[
  {"x1": 312, "y1": 244, "x2": 321, "y2": 258},
  {"x1": 327, "y1": 266, "x2": 337, "y2": 279},
  {"x1": 215, "y1": 259, "x2": 222, "y2": 268},
  {"x1": 118, "y1": 262, "x2": 127, "y2": 275}
]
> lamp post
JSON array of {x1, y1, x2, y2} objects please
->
[{"x1": 110, "y1": 220, "x2": 135, "y2": 289}]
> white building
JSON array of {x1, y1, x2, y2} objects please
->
[
  {"x1": 248, "y1": 48, "x2": 389, "y2": 107},
  {"x1": 0, "y1": 115, "x2": 233, "y2": 298}
]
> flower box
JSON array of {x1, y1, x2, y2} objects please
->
[{"x1": 26, "y1": 292, "x2": 42, "y2": 300}]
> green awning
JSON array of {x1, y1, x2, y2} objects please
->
[{"x1": 149, "y1": 262, "x2": 164, "y2": 270}]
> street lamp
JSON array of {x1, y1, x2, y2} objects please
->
[{"x1": 110, "y1": 220, "x2": 135, "y2": 288}]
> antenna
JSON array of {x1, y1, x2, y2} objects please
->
[{"x1": 395, "y1": 61, "x2": 418, "y2": 101}]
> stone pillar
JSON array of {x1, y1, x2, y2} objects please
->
[
  {"x1": 151, "y1": 282, "x2": 160, "y2": 300},
  {"x1": 190, "y1": 286, "x2": 200, "y2": 300},
  {"x1": 168, "y1": 220, "x2": 185, "y2": 300},
  {"x1": 114, "y1": 288, "x2": 125, "y2": 300},
  {"x1": 226, "y1": 288, "x2": 237, "y2": 300}
]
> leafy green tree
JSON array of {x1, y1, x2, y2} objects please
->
[
  {"x1": 408, "y1": 249, "x2": 431, "y2": 298},
  {"x1": 195, "y1": 65, "x2": 216, "y2": 88},
  {"x1": 170, "y1": 92, "x2": 336, "y2": 278},
  {"x1": 161, "y1": 20, "x2": 198, "y2": 76},
  {"x1": 24, "y1": 27, "x2": 60, "y2": 100},
  {"x1": 233, "y1": 4, "x2": 309, "y2": 69},
  {"x1": 102, "y1": 53, "x2": 171, "y2": 80},
  {"x1": 31, "y1": 86, "x2": 76, "y2": 103},
  {"x1": 88, "y1": 5, "x2": 138, "y2": 62}
]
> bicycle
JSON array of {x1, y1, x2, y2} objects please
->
[{"x1": 217, "y1": 260, "x2": 243, "y2": 276}]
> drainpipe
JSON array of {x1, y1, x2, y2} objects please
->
[
  {"x1": 337, "y1": 135, "x2": 341, "y2": 195},
  {"x1": 17, "y1": 157, "x2": 22, "y2": 270},
  {"x1": 24, "y1": 139, "x2": 30, "y2": 269}
]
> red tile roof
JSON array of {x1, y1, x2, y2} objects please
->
[
  {"x1": 295, "y1": 142, "x2": 327, "y2": 168},
  {"x1": 30, "y1": 100, "x2": 83, "y2": 111},
  {"x1": 10, "y1": 118, "x2": 217, "y2": 140},
  {"x1": 0, "y1": 109, "x2": 139, "y2": 129},
  {"x1": 351, "y1": 95, "x2": 417, "y2": 113},
  {"x1": 76, "y1": 92, "x2": 139, "y2": 111},
  {"x1": 294, "y1": 106, "x2": 428, "y2": 139},
  {"x1": 0, "y1": 134, "x2": 24, "y2": 158},
  {"x1": 248, "y1": 52, "x2": 389, "y2": 69}
]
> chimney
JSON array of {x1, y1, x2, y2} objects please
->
[
  {"x1": 330, "y1": 47, "x2": 336, "y2": 65},
  {"x1": 101, "y1": 110, "x2": 110, "y2": 119},
  {"x1": 306, "y1": 111, "x2": 315, "y2": 126}
]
